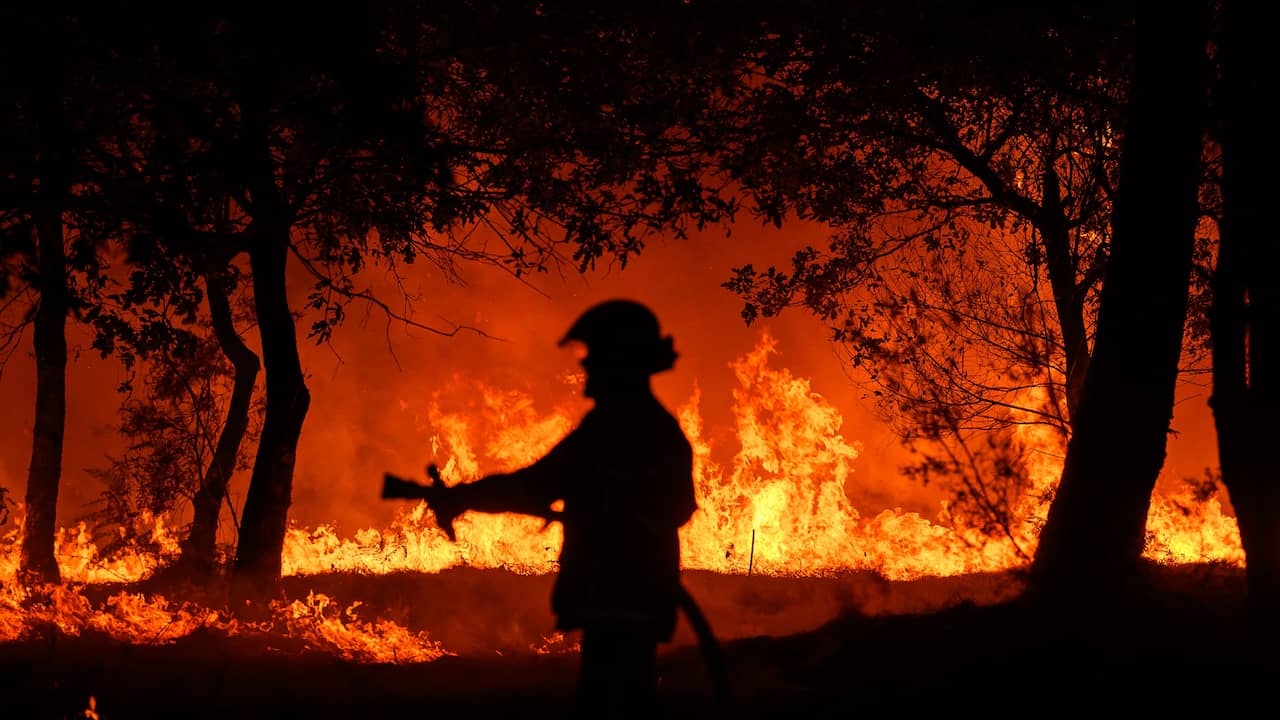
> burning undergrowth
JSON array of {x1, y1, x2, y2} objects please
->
[
  {"x1": 1, "y1": 581, "x2": 451, "y2": 664},
  {"x1": 0, "y1": 333, "x2": 1245, "y2": 665}
]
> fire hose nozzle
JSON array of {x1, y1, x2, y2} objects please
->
[{"x1": 381, "y1": 473, "x2": 420, "y2": 500}]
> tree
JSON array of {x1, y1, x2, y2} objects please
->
[
  {"x1": 714, "y1": 2, "x2": 1135, "y2": 541},
  {"x1": 95, "y1": 1, "x2": 742, "y2": 597},
  {"x1": 0, "y1": 7, "x2": 119, "y2": 584},
  {"x1": 182, "y1": 264, "x2": 260, "y2": 576},
  {"x1": 90, "y1": 6, "x2": 462, "y2": 595},
  {"x1": 1030, "y1": 3, "x2": 1209, "y2": 592},
  {"x1": 82, "y1": 103, "x2": 267, "y2": 581},
  {"x1": 1209, "y1": 0, "x2": 1280, "y2": 642},
  {"x1": 85, "y1": 321, "x2": 260, "y2": 557},
  {"x1": 86, "y1": 253, "x2": 262, "y2": 579}
]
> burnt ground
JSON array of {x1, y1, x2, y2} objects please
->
[{"x1": 0, "y1": 562, "x2": 1270, "y2": 719}]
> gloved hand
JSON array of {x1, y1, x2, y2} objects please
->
[
  {"x1": 381, "y1": 464, "x2": 464, "y2": 542},
  {"x1": 421, "y1": 464, "x2": 463, "y2": 542}
]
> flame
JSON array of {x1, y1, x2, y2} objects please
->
[
  {"x1": 281, "y1": 379, "x2": 573, "y2": 577},
  {"x1": 280, "y1": 331, "x2": 1244, "y2": 580},
  {"x1": 1144, "y1": 489, "x2": 1245, "y2": 566},
  {"x1": 55, "y1": 512, "x2": 183, "y2": 584},
  {"x1": 1, "y1": 524, "x2": 448, "y2": 661},
  {"x1": 0, "y1": 331, "x2": 1246, "y2": 659},
  {"x1": 275, "y1": 591, "x2": 449, "y2": 663},
  {"x1": 680, "y1": 336, "x2": 1023, "y2": 578}
]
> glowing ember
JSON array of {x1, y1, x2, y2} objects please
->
[{"x1": 533, "y1": 631, "x2": 581, "y2": 656}]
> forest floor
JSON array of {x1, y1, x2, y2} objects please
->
[{"x1": 0, "y1": 562, "x2": 1269, "y2": 719}]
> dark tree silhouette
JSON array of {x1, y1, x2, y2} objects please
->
[
  {"x1": 181, "y1": 264, "x2": 260, "y2": 577},
  {"x1": 85, "y1": 312, "x2": 261, "y2": 562},
  {"x1": 711, "y1": 2, "x2": 1136, "y2": 541},
  {"x1": 80, "y1": 131, "x2": 264, "y2": 579},
  {"x1": 0, "y1": 8, "x2": 118, "y2": 584},
  {"x1": 1031, "y1": 3, "x2": 1209, "y2": 592},
  {"x1": 86, "y1": 2, "x2": 742, "y2": 598},
  {"x1": 86, "y1": 250, "x2": 262, "y2": 580},
  {"x1": 1210, "y1": 0, "x2": 1280, "y2": 642},
  {"x1": 93, "y1": 7, "x2": 470, "y2": 596}
]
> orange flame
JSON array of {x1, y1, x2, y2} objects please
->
[
  {"x1": 0, "y1": 331, "x2": 1246, "y2": 659},
  {"x1": 280, "y1": 331, "x2": 1243, "y2": 581}
]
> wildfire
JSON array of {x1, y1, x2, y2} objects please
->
[
  {"x1": 0, "y1": 332, "x2": 1245, "y2": 660},
  {"x1": 0, "y1": 559, "x2": 448, "y2": 663},
  {"x1": 283, "y1": 332, "x2": 1244, "y2": 581}
]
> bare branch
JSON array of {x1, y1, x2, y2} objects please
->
[{"x1": 287, "y1": 243, "x2": 507, "y2": 342}]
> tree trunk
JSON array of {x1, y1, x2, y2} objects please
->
[
  {"x1": 178, "y1": 264, "x2": 259, "y2": 579},
  {"x1": 1031, "y1": 5, "x2": 1207, "y2": 594},
  {"x1": 19, "y1": 206, "x2": 67, "y2": 585},
  {"x1": 1211, "y1": 0, "x2": 1280, "y2": 645},
  {"x1": 1038, "y1": 166, "x2": 1089, "y2": 421},
  {"x1": 232, "y1": 225, "x2": 309, "y2": 598}
]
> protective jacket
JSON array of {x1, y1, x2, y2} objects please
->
[{"x1": 454, "y1": 391, "x2": 696, "y2": 640}]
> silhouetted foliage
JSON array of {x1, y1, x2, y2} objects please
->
[
  {"x1": 695, "y1": 2, "x2": 1223, "y2": 545},
  {"x1": 698, "y1": 2, "x2": 1136, "y2": 541},
  {"x1": 85, "y1": 308, "x2": 263, "y2": 562},
  {"x1": 69, "y1": 2, "x2": 747, "y2": 593}
]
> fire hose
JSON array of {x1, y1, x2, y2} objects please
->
[{"x1": 381, "y1": 467, "x2": 733, "y2": 716}]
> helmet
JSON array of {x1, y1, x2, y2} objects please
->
[{"x1": 558, "y1": 299, "x2": 677, "y2": 375}]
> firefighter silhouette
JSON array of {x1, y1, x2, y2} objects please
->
[{"x1": 389, "y1": 299, "x2": 697, "y2": 718}]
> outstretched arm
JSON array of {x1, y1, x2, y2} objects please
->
[
  {"x1": 383, "y1": 459, "x2": 565, "y2": 541},
  {"x1": 435, "y1": 430, "x2": 578, "y2": 524},
  {"x1": 449, "y1": 467, "x2": 562, "y2": 519}
]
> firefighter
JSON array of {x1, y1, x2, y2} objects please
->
[{"x1": 419, "y1": 299, "x2": 697, "y2": 718}]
